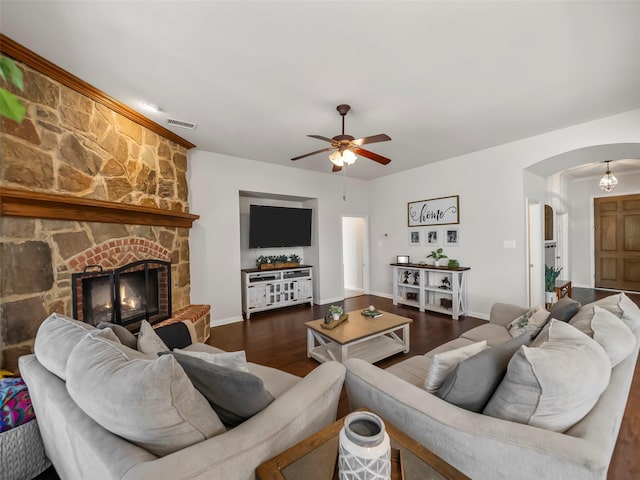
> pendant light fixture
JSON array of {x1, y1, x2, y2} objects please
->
[{"x1": 599, "y1": 161, "x2": 618, "y2": 192}]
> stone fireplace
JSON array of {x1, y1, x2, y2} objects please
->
[{"x1": 0, "y1": 36, "x2": 206, "y2": 372}]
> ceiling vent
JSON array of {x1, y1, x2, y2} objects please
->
[{"x1": 167, "y1": 118, "x2": 197, "y2": 130}]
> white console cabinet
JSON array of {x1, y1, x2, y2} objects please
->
[
  {"x1": 390, "y1": 263, "x2": 469, "y2": 320},
  {"x1": 242, "y1": 266, "x2": 313, "y2": 319}
]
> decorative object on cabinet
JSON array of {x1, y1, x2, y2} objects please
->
[
  {"x1": 426, "y1": 247, "x2": 448, "y2": 267},
  {"x1": 241, "y1": 265, "x2": 313, "y2": 319},
  {"x1": 396, "y1": 255, "x2": 410, "y2": 264},
  {"x1": 447, "y1": 259, "x2": 460, "y2": 268},
  {"x1": 256, "y1": 254, "x2": 301, "y2": 270},
  {"x1": 329, "y1": 305, "x2": 344, "y2": 320},
  {"x1": 413, "y1": 271, "x2": 420, "y2": 285},
  {"x1": 408, "y1": 196, "x2": 459, "y2": 227},
  {"x1": 444, "y1": 227, "x2": 459, "y2": 247},
  {"x1": 390, "y1": 263, "x2": 469, "y2": 319}
]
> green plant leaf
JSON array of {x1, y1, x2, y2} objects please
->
[
  {"x1": 0, "y1": 57, "x2": 24, "y2": 91},
  {"x1": 0, "y1": 88, "x2": 26, "y2": 122}
]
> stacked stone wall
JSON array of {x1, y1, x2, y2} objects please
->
[{"x1": 0, "y1": 60, "x2": 192, "y2": 371}]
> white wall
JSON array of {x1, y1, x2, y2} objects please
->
[
  {"x1": 367, "y1": 109, "x2": 640, "y2": 318},
  {"x1": 567, "y1": 170, "x2": 640, "y2": 287},
  {"x1": 188, "y1": 153, "x2": 370, "y2": 324},
  {"x1": 342, "y1": 217, "x2": 365, "y2": 291},
  {"x1": 189, "y1": 109, "x2": 640, "y2": 324}
]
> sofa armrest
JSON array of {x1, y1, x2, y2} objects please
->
[
  {"x1": 124, "y1": 361, "x2": 346, "y2": 480},
  {"x1": 489, "y1": 303, "x2": 529, "y2": 327},
  {"x1": 344, "y1": 358, "x2": 609, "y2": 480}
]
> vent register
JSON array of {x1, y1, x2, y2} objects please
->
[{"x1": 167, "y1": 118, "x2": 197, "y2": 130}]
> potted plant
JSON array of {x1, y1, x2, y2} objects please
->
[
  {"x1": 545, "y1": 265, "x2": 563, "y2": 304},
  {"x1": 427, "y1": 248, "x2": 447, "y2": 267},
  {"x1": 329, "y1": 305, "x2": 344, "y2": 321},
  {"x1": 447, "y1": 259, "x2": 459, "y2": 268}
]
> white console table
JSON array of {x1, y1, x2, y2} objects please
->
[
  {"x1": 390, "y1": 263, "x2": 469, "y2": 319},
  {"x1": 241, "y1": 265, "x2": 313, "y2": 319}
]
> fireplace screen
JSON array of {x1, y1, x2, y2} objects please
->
[{"x1": 72, "y1": 260, "x2": 171, "y2": 330}]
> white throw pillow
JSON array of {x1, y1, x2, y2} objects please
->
[
  {"x1": 591, "y1": 306, "x2": 636, "y2": 367},
  {"x1": 173, "y1": 349, "x2": 250, "y2": 372},
  {"x1": 424, "y1": 341, "x2": 488, "y2": 393},
  {"x1": 507, "y1": 305, "x2": 548, "y2": 338},
  {"x1": 619, "y1": 293, "x2": 640, "y2": 331},
  {"x1": 67, "y1": 331, "x2": 225, "y2": 456},
  {"x1": 484, "y1": 320, "x2": 610, "y2": 432},
  {"x1": 137, "y1": 320, "x2": 169, "y2": 355}
]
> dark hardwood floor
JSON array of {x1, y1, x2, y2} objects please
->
[{"x1": 209, "y1": 289, "x2": 640, "y2": 480}]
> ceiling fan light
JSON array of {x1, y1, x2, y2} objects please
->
[
  {"x1": 329, "y1": 151, "x2": 344, "y2": 167},
  {"x1": 342, "y1": 149, "x2": 357, "y2": 165},
  {"x1": 599, "y1": 161, "x2": 618, "y2": 192}
]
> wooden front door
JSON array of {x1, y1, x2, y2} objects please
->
[{"x1": 595, "y1": 194, "x2": 640, "y2": 291}]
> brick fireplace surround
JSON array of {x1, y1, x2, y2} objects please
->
[{"x1": 0, "y1": 36, "x2": 209, "y2": 372}]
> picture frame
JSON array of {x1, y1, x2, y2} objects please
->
[
  {"x1": 425, "y1": 227, "x2": 441, "y2": 246},
  {"x1": 396, "y1": 255, "x2": 410, "y2": 264},
  {"x1": 408, "y1": 229, "x2": 422, "y2": 246},
  {"x1": 444, "y1": 227, "x2": 459, "y2": 247},
  {"x1": 408, "y1": 195, "x2": 460, "y2": 227}
]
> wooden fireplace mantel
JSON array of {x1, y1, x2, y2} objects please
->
[{"x1": 0, "y1": 187, "x2": 200, "y2": 228}]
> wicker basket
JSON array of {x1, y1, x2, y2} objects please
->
[{"x1": 0, "y1": 419, "x2": 51, "y2": 480}]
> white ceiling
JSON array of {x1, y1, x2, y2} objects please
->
[{"x1": 2, "y1": 1, "x2": 640, "y2": 180}]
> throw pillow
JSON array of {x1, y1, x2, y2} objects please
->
[
  {"x1": 33, "y1": 313, "x2": 95, "y2": 380},
  {"x1": 507, "y1": 305, "x2": 549, "y2": 338},
  {"x1": 153, "y1": 322, "x2": 193, "y2": 351},
  {"x1": 549, "y1": 296, "x2": 581, "y2": 322},
  {"x1": 66, "y1": 332, "x2": 225, "y2": 456},
  {"x1": 173, "y1": 349, "x2": 250, "y2": 372},
  {"x1": 97, "y1": 322, "x2": 137, "y2": 350},
  {"x1": 619, "y1": 293, "x2": 640, "y2": 331},
  {"x1": 424, "y1": 341, "x2": 488, "y2": 393},
  {"x1": 435, "y1": 332, "x2": 532, "y2": 412},
  {"x1": 137, "y1": 320, "x2": 169, "y2": 355},
  {"x1": 167, "y1": 351, "x2": 275, "y2": 427},
  {"x1": 483, "y1": 320, "x2": 610, "y2": 432},
  {"x1": 591, "y1": 306, "x2": 636, "y2": 367}
]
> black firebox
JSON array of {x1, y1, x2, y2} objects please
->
[{"x1": 72, "y1": 259, "x2": 171, "y2": 331}]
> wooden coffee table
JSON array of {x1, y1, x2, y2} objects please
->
[
  {"x1": 256, "y1": 410, "x2": 469, "y2": 479},
  {"x1": 305, "y1": 310, "x2": 411, "y2": 364}
]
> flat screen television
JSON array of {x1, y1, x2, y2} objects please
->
[{"x1": 249, "y1": 205, "x2": 312, "y2": 248}]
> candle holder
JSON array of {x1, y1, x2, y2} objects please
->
[{"x1": 338, "y1": 411, "x2": 391, "y2": 479}]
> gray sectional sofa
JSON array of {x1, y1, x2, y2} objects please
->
[
  {"x1": 20, "y1": 314, "x2": 346, "y2": 480},
  {"x1": 344, "y1": 295, "x2": 640, "y2": 480}
]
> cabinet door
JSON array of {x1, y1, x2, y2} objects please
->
[
  {"x1": 297, "y1": 278, "x2": 313, "y2": 299},
  {"x1": 247, "y1": 284, "x2": 267, "y2": 309},
  {"x1": 267, "y1": 283, "x2": 282, "y2": 305},
  {"x1": 282, "y1": 281, "x2": 298, "y2": 302}
]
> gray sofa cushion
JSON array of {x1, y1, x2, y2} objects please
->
[
  {"x1": 435, "y1": 332, "x2": 532, "y2": 412},
  {"x1": 34, "y1": 313, "x2": 94, "y2": 380},
  {"x1": 97, "y1": 322, "x2": 137, "y2": 350},
  {"x1": 137, "y1": 320, "x2": 169, "y2": 354},
  {"x1": 167, "y1": 351, "x2": 275, "y2": 427},
  {"x1": 67, "y1": 332, "x2": 225, "y2": 456},
  {"x1": 424, "y1": 341, "x2": 488, "y2": 393},
  {"x1": 483, "y1": 320, "x2": 611, "y2": 432},
  {"x1": 590, "y1": 306, "x2": 636, "y2": 367},
  {"x1": 460, "y1": 323, "x2": 512, "y2": 346},
  {"x1": 549, "y1": 296, "x2": 581, "y2": 322}
]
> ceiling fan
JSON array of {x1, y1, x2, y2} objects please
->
[{"x1": 291, "y1": 104, "x2": 392, "y2": 172}]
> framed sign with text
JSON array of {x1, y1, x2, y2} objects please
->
[{"x1": 408, "y1": 195, "x2": 459, "y2": 227}]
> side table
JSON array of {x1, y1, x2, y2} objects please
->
[
  {"x1": 554, "y1": 279, "x2": 572, "y2": 300},
  {"x1": 256, "y1": 410, "x2": 469, "y2": 479}
]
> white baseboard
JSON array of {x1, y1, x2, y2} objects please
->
[
  {"x1": 210, "y1": 315, "x2": 243, "y2": 327},
  {"x1": 468, "y1": 311, "x2": 490, "y2": 321},
  {"x1": 370, "y1": 291, "x2": 393, "y2": 300}
]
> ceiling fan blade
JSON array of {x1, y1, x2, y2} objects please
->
[
  {"x1": 332, "y1": 164, "x2": 342, "y2": 173},
  {"x1": 308, "y1": 134, "x2": 336, "y2": 144},
  {"x1": 291, "y1": 147, "x2": 334, "y2": 161},
  {"x1": 352, "y1": 147, "x2": 392, "y2": 165},
  {"x1": 351, "y1": 134, "x2": 391, "y2": 147}
]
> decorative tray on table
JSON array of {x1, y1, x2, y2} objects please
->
[{"x1": 321, "y1": 313, "x2": 349, "y2": 329}]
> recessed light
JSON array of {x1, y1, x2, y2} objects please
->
[{"x1": 142, "y1": 102, "x2": 162, "y2": 113}]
